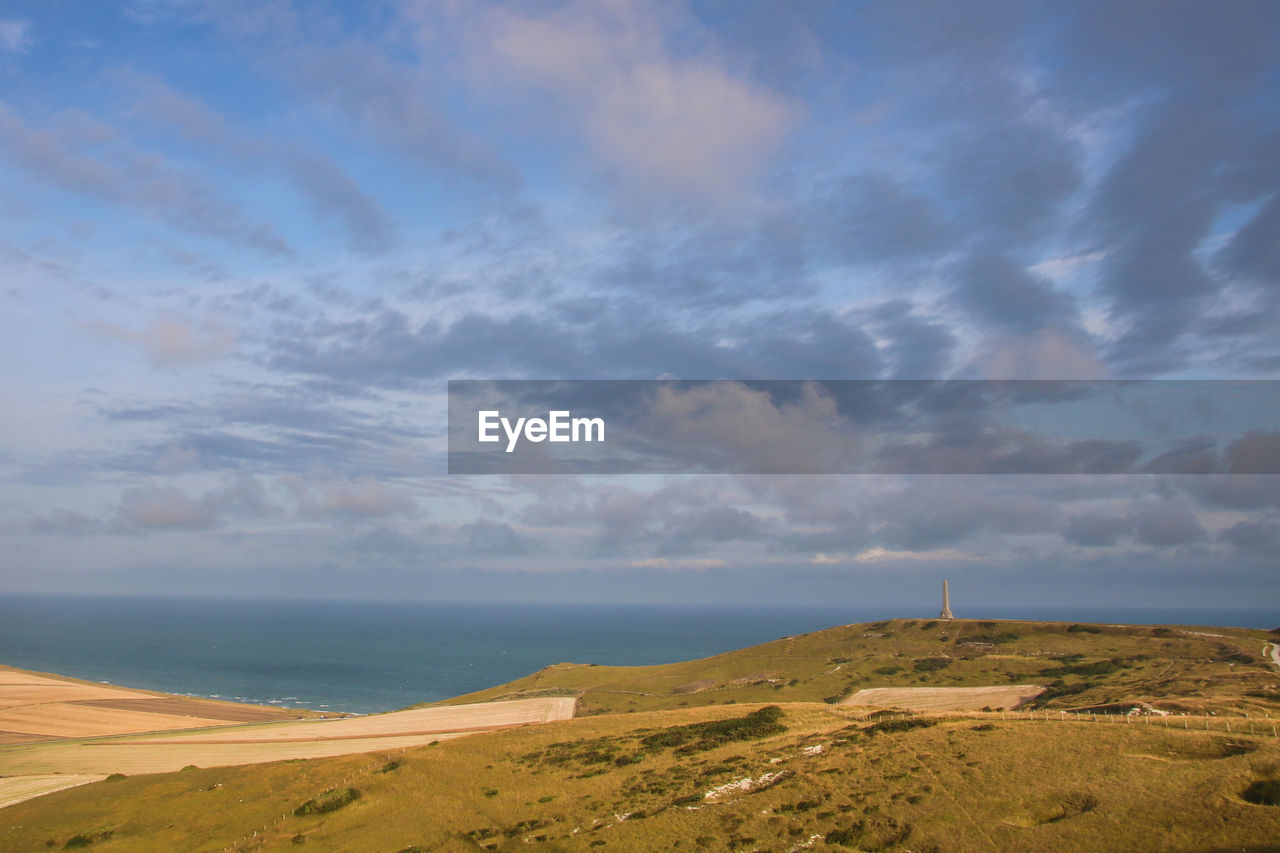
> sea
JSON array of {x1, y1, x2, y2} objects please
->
[{"x1": 0, "y1": 595, "x2": 1274, "y2": 715}]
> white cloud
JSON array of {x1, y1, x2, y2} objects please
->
[
  {"x1": 476, "y1": 0, "x2": 795, "y2": 202},
  {"x1": 853, "y1": 547, "x2": 977, "y2": 563},
  {"x1": 0, "y1": 20, "x2": 30, "y2": 53}
]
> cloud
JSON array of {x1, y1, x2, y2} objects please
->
[
  {"x1": 279, "y1": 474, "x2": 416, "y2": 519},
  {"x1": 1131, "y1": 502, "x2": 1205, "y2": 547},
  {"x1": 0, "y1": 19, "x2": 30, "y2": 52},
  {"x1": 1062, "y1": 512, "x2": 1132, "y2": 547},
  {"x1": 91, "y1": 315, "x2": 235, "y2": 368},
  {"x1": 459, "y1": 518, "x2": 532, "y2": 557},
  {"x1": 969, "y1": 330, "x2": 1106, "y2": 380},
  {"x1": 122, "y1": 70, "x2": 396, "y2": 252},
  {"x1": 0, "y1": 102, "x2": 291, "y2": 256},
  {"x1": 629, "y1": 557, "x2": 725, "y2": 569},
  {"x1": 479, "y1": 0, "x2": 794, "y2": 202},
  {"x1": 950, "y1": 253, "x2": 1079, "y2": 335},
  {"x1": 28, "y1": 510, "x2": 103, "y2": 537},
  {"x1": 852, "y1": 546, "x2": 976, "y2": 563},
  {"x1": 1218, "y1": 520, "x2": 1280, "y2": 556},
  {"x1": 113, "y1": 476, "x2": 275, "y2": 531}
]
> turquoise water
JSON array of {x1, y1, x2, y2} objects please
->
[{"x1": 0, "y1": 596, "x2": 1273, "y2": 714}]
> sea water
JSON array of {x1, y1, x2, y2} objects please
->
[{"x1": 0, "y1": 595, "x2": 1273, "y2": 715}]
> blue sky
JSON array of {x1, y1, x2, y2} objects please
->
[{"x1": 1, "y1": 1, "x2": 1278, "y2": 609}]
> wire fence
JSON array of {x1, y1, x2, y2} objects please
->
[{"x1": 834, "y1": 706, "x2": 1280, "y2": 737}]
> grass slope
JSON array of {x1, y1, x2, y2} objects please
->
[
  {"x1": 4, "y1": 702, "x2": 1280, "y2": 851},
  {"x1": 431, "y1": 619, "x2": 1280, "y2": 717},
  {"x1": 5, "y1": 619, "x2": 1280, "y2": 851}
]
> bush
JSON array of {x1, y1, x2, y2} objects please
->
[
  {"x1": 1242, "y1": 779, "x2": 1280, "y2": 806},
  {"x1": 294, "y1": 788, "x2": 360, "y2": 817},
  {"x1": 912, "y1": 658, "x2": 951, "y2": 673},
  {"x1": 826, "y1": 826, "x2": 863, "y2": 846},
  {"x1": 104, "y1": 773, "x2": 126, "y2": 782},
  {"x1": 1038, "y1": 658, "x2": 1124, "y2": 679},
  {"x1": 866, "y1": 718, "x2": 937, "y2": 736},
  {"x1": 63, "y1": 837, "x2": 93, "y2": 850},
  {"x1": 640, "y1": 706, "x2": 786, "y2": 754},
  {"x1": 1067, "y1": 624, "x2": 1102, "y2": 634}
]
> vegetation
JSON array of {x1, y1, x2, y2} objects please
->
[
  {"x1": 425, "y1": 618, "x2": 1280, "y2": 717},
  {"x1": 1242, "y1": 779, "x2": 1280, "y2": 806},
  {"x1": 292, "y1": 787, "x2": 360, "y2": 817},
  {"x1": 5, "y1": 618, "x2": 1280, "y2": 850}
]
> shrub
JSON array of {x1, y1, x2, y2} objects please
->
[
  {"x1": 104, "y1": 773, "x2": 126, "y2": 782},
  {"x1": 1038, "y1": 658, "x2": 1124, "y2": 679},
  {"x1": 1242, "y1": 779, "x2": 1280, "y2": 806},
  {"x1": 874, "y1": 665, "x2": 904, "y2": 676},
  {"x1": 63, "y1": 837, "x2": 93, "y2": 850},
  {"x1": 1067, "y1": 624, "x2": 1102, "y2": 634},
  {"x1": 640, "y1": 706, "x2": 786, "y2": 754},
  {"x1": 912, "y1": 658, "x2": 951, "y2": 673},
  {"x1": 826, "y1": 826, "x2": 863, "y2": 846},
  {"x1": 866, "y1": 718, "x2": 937, "y2": 736},
  {"x1": 379, "y1": 760, "x2": 401, "y2": 773},
  {"x1": 293, "y1": 788, "x2": 360, "y2": 817}
]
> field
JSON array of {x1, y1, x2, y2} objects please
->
[
  {"x1": 3, "y1": 619, "x2": 1280, "y2": 850},
  {"x1": 0, "y1": 666, "x2": 326, "y2": 744},
  {"x1": 3, "y1": 702, "x2": 1280, "y2": 851}
]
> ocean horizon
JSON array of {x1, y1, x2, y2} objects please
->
[{"x1": 1, "y1": 594, "x2": 1275, "y2": 715}]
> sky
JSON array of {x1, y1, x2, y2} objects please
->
[{"x1": 1, "y1": 0, "x2": 1278, "y2": 611}]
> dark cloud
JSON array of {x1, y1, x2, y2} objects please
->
[
  {"x1": 1218, "y1": 520, "x2": 1280, "y2": 556},
  {"x1": 1062, "y1": 512, "x2": 1132, "y2": 547},
  {"x1": 1131, "y1": 502, "x2": 1204, "y2": 547},
  {"x1": 460, "y1": 519, "x2": 533, "y2": 557},
  {"x1": 27, "y1": 510, "x2": 104, "y2": 537},
  {"x1": 950, "y1": 253, "x2": 1078, "y2": 334}
]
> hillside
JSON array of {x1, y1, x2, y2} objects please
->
[
  {"x1": 3, "y1": 618, "x2": 1280, "y2": 851},
  {"x1": 432, "y1": 618, "x2": 1280, "y2": 717},
  {"x1": 4, "y1": 701, "x2": 1280, "y2": 851}
]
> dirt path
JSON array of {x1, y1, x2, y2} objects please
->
[
  {"x1": 841, "y1": 685, "x2": 1045, "y2": 711},
  {"x1": 1267, "y1": 643, "x2": 1280, "y2": 672}
]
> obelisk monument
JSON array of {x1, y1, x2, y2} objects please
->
[{"x1": 939, "y1": 579, "x2": 955, "y2": 620}]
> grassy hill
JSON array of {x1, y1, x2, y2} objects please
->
[
  {"x1": 4, "y1": 702, "x2": 1280, "y2": 851},
  {"x1": 3, "y1": 618, "x2": 1280, "y2": 851},
  {"x1": 431, "y1": 618, "x2": 1280, "y2": 717}
]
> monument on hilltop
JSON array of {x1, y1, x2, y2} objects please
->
[{"x1": 939, "y1": 579, "x2": 955, "y2": 620}]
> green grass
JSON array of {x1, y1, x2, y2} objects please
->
[
  {"x1": 5, "y1": 618, "x2": 1280, "y2": 851},
  {"x1": 428, "y1": 618, "x2": 1280, "y2": 717},
  {"x1": 5, "y1": 703, "x2": 1280, "y2": 851}
]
